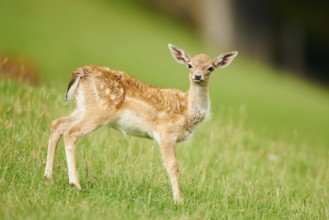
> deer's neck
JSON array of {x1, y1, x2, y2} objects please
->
[{"x1": 187, "y1": 84, "x2": 210, "y2": 121}]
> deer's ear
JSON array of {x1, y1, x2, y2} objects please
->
[
  {"x1": 168, "y1": 43, "x2": 191, "y2": 64},
  {"x1": 213, "y1": 51, "x2": 238, "y2": 68}
]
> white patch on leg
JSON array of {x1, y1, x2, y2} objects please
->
[{"x1": 152, "y1": 132, "x2": 161, "y2": 144}]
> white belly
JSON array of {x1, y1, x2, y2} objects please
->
[{"x1": 113, "y1": 110, "x2": 152, "y2": 139}]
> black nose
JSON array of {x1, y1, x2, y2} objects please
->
[{"x1": 194, "y1": 75, "x2": 202, "y2": 80}]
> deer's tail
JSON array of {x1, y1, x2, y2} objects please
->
[{"x1": 65, "y1": 68, "x2": 83, "y2": 103}]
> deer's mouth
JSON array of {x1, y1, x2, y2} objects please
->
[
  {"x1": 193, "y1": 80, "x2": 207, "y2": 86},
  {"x1": 192, "y1": 77, "x2": 205, "y2": 84},
  {"x1": 193, "y1": 79, "x2": 204, "y2": 83}
]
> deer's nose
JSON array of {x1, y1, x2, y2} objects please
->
[{"x1": 194, "y1": 75, "x2": 202, "y2": 80}]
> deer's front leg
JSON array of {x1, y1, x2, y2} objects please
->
[{"x1": 158, "y1": 137, "x2": 183, "y2": 203}]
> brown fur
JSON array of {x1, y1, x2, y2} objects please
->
[{"x1": 44, "y1": 44, "x2": 237, "y2": 203}]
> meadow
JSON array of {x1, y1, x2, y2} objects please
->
[{"x1": 1, "y1": 0, "x2": 328, "y2": 219}]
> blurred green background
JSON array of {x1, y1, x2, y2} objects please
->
[
  {"x1": 0, "y1": 0, "x2": 328, "y2": 218},
  {"x1": 1, "y1": 0, "x2": 328, "y2": 146}
]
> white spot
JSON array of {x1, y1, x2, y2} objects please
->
[
  {"x1": 101, "y1": 101, "x2": 107, "y2": 109},
  {"x1": 105, "y1": 88, "x2": 110, "y2": 94},
  {"x1": 110, "y1": 94, "x2": 117, "y2": 100},
  {"x1": 158, "y1": 111, "x2": 166, "y2": 118}
]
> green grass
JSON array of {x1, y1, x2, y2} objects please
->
[
  {"x1": 1, "y1": 80, "x2": 328, "y2": 219},
  {"x1": 1, "y1": 0, "x2": 329, "y2": 219}
]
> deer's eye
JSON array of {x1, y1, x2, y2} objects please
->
[
  {"x1": 207, "y1": 66, "x2": 215, "y2": 72},
  {"x1": 187, "y1": 63, "x2": 193, "y2": 69}
]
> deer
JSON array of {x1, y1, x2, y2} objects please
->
[{"x1": 44, "y1": 44, "x2": 238, "y2": 203}]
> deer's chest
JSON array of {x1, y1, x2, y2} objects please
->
[
  {"x1": 176, "y1": 115, "x2": 206, "y2": 142},
  {"x1": 176, "y1": 103, "x2": 210, "y2": 142}
]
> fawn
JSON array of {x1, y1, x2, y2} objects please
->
[{"x1": 44, "y1": 44, "x2": 238, "y2": 203}]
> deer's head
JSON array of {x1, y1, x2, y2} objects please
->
[{"x1": 168, "y1": 44, "x2": 238, "y2": 86}]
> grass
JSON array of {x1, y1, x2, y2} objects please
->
[
  {"x1": 1, "y1": 0, "x2": 329, "y2": 219},
  {"x1": 1, "y1": 80, "x2": 328, "y2": 219}
]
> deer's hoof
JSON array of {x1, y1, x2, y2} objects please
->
[
  {"x1": 44, "y1": 171, "x2": 54, "y2": 181},
  {"x1": 69, "y1": 182, "x2": 82, "y2": 190},
  {"x1": 175, "y1": 196, "x2": 184, "y2": 204}
]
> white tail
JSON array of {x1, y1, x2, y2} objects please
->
[{"x1": 44, "y1": 44, "x2": 238, "y2": 203}]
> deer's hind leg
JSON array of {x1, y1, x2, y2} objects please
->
[
  {"x1": 44, "y1": 113, "x2": 80, "y2": 181},
  {"x1": 62, "y1": 111, "x2": 114, "y2": 189}
]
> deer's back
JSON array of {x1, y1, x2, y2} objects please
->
[
  {"x1": 74, "y1": 66, "x2": 191, "y2": 139},
  {"x1": 77, "y1": 65, "x2": 187, "y2": 112}
]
